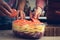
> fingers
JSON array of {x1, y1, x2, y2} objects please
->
[
  {"x1": 10, "y1": 9, "x2": 20, "y2": 18},
  {"x1": 0, "y1": 5, "x2": 11, "y2": 16},
  {"x1": 22, "y1": 11, "x2": 25, "y2": 19},
  {"x1": 30, "y1": 11, "x2": 33, "y2": 19},
  {"x1": 34, "y1": 10, "x2": 38, "y2": 19},
  {"x1": 37, "y1": 13, "x2": 41, "y2": 19},
  {"x1": 20, "y1": 11, "x2": 23, "y2": 19},
  {"x1": 0, "y1": 10, "x2": 6, "y2": 16},
  {"x1": 0, "y1": 1, "x2": 12, "y2": 13},
  {"x1": 34, "y1": 13, "x2": 38, "y2": 19},
  {"x1": 21, "y1": 11, "x2": 25, "y2": 19},
  {"x1": 16, "y1": 10, "x2": 20, "y2": 19},
  {"x1": 19, "y1": 10, "x2": 25, "y2": 19},
  {"x1": 34, "y1": 7, "x2": 42, "y2": 19}
]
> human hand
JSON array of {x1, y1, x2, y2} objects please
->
[
  {"x1": 16, "y1": 10, "x2": 25, "y2": 20},
  {"x1": 0, "y1": 0, "x2": 19, "y2": 18},
  {"x1": 30, "y1": 7, "x2": 42, "y2": 19},
  {"x1": 34, "y1": 7, "x2": 42, "y2": 19},
  {"x1": 0, "y1": 0, "x2": 12, "y2": 16}
]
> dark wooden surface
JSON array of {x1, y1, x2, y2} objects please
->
[
  {"x1": 0, "y1": 30, "x2": 59, "y2": 40},
  {"x1": 44, "y1": 24, "x2": 60, "y2": 36}
]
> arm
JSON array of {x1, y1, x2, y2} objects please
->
[
  {"x1": 36, "y1": 0, "x2": 45, "y2": 9},
  {"x1": 34, "y1": 0, "x2": 45, "y2": 19},
  {"x1": 18, "y1": 0, "x2": 26, "y2": 11},
  {"x1": 0, "y1": 0, "x2": 18, "y2": 17},
  {"x1": 0, "y1": 0, "x2": 12, "y2": 16},
  {"x1": 0, "y1": 0, "x2": 12, "y2": 14},
  {"x1": 17, "y1": 0, "x2": 26, "y2": 19}
]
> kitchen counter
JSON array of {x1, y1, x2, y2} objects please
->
[{"x1": 0, "y1": 30, "x2": 60, "y2": 40}]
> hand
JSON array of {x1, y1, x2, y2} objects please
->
[
  {"x1": 10, "y1": 9, "x2": 19, "y2": 18},
  {"x1": 30, "y1": 11, "x2": 41, "y2": 23},
  {"x1": 0, "y1": 0, "x2": 19, "y2": 18},
  {"x1": 34, "y1": 7, "x2": 42, "y2": 19},
  {"x1": 16, "y1": 10, "x2": 25, "y2": 20},
  {"x1": 30, "y1": 7, "x2": 42, "y2": 19}
]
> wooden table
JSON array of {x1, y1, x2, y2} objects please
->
[
  {"x1": 44, "y1": 24, "x2": 60, "y2": 36},
  {"x1": 0, "y1": 30, "x2": 60, "y2": 40}
]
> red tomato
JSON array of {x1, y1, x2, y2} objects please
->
[{"x1": 10, "y1": 9, "x2": 18, "y2": 18}]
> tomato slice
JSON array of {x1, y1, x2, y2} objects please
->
[{"x1": 10, "y1": 9, "x2": 18, "y2": 18}]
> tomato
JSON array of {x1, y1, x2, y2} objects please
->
[{"x1": 10, "y1": 9, "x2": 18, "y2": 18}]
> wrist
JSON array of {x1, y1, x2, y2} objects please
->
[{"x1": 37, "y1": 7, "x2": 43, "y2": 14}]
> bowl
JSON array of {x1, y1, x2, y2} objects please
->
[{"x1": 12, "y1": 20, "x2": 46, "y2": 39}]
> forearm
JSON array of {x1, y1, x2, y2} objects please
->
[
  {"x1": 0, "y1": 0, "x2": 3, "y2": 2},
  {"x1": 36, "y1": 0, "x2": 45, "y2": 9},
  {"x1": 33, "y1": 0, "x2": 45, "y2": 19},
  {"x1": 18, "y1": 0, "x2": 26, "y2": 11}
]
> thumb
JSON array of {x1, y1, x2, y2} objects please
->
[{"x1": 10, "y1": 9, "x2": 19, "y2": 18}]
